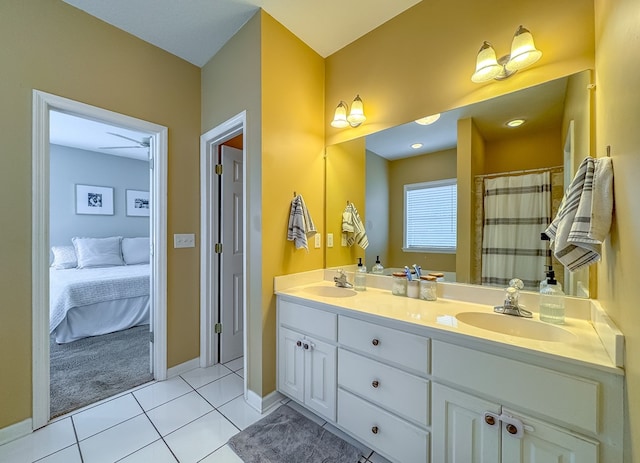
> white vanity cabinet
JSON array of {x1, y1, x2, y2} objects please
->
[
  {"x1": 432, "y1": 383, "x2": 598, "y2": 463},
  {"x1": 277, "y1": 299, "x2": 337, "y2": 421}
]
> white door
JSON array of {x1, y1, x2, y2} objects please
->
[
  {"x1": 304, "y1": 336, "x2": 337, "y2": 421},
  {"x1": 220, "y1": 145, "x2": 244, "y2": 363},
  {"x1": 432, "y1": 383, "x2": 501, "y2": 463},
  {"x1": 278, "y1": 327, "x2": 305, "y2": 402},
  {"x1": 501, "y1": 409, "x2": 598, "y2": 463}
]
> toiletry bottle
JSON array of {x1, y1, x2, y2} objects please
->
[
  {"x1": 540, "y1": 265, "x2": 554, "y2": 292},
  {"x1": 354, "y1": 258, "x2": 367, "y2": 291},
  {"x1": 372, "y1": 256, "x2": 384, "y2": 274},
  {"x1": 539, "y1": 272, "x2": 565, "y2": 324}
]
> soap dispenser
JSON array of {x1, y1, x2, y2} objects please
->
[
  {"x1": 371, "y1": 256, "x2": 384, "y2": 274},
  {"x1": 539, "y1": 269, "x2": 565, "y2": 324},
  {"x1": 354, "y1": 258, "x2": 367, "y2": 291}
]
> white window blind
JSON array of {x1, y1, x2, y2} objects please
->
[{"x1": 404, "y1": 178, "x2": 457, "y2": 253}]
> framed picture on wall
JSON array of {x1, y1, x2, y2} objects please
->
[
  {"x1": 126, "y1": 189, "x2": 150, "y2": 217},
  {"x1": 75, "y1": 184, "x2": 114, "y2": 215}
]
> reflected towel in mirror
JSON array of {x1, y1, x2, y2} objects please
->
[{"x1": 342, "y1": 202, "x2": 369, "y2": 249}]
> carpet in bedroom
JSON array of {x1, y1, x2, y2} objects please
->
[{"x1": 50, "y1": 325, "x2": 153, "y2": 418}]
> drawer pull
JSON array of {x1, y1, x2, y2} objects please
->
[
  {"x1": 484, "y1": 414, "x2": 496, "y2": 426},
  {"x1": 506, "y1": 423, "x2": 518, "y2": 435},
  {"x1": 296, "y1": 340, "x2": 302, "y2": 347},
  {"x1": 303, "y1": 343, "x2": 310, "y2": 350},
  {"x1": 371, "y1": 426, "x2": 379, "y2": 434},
  {"x1": 371, "y1": 380, "x2": 379, "y2": 388},
  {"x1": 372, "y1": 338, "x2": 380, "y2": 346}
]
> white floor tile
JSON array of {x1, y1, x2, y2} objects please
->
[
  {"x1": 0, "y1": 418, "x2": 76, "y2": 463},
  {"x1": 199, "y1": 444, "x2": 244, "y2": 462},
  {"x1": 79, "y1": 414, "x2": 159, "y2": 463},
  {"x1": 368, "y1": 452, "x2": 392, "y2": 463},
  {"x1": 133, "y1": 376, "x2": 192, "y2": 411},
  {"x1": 180, "y1": 364, "x2": 232, "y2": 389},
  {"x1": 117, "y1": 439, "x2": 177, "y2": 463},
  {"x1": 164, "y1": 411, "x2": 238, "y2": 463},
  {"x1": 35, "y1": 444, "x2": 82, "y2": 463},
  {"x1": 235, "y1": 368, "x2": 244, "y2": 379},
  {"x1": 197, "y1": 374, "x2": 244, "y2": 408},
  {"x1": 223, "y1": 357, "x2": 243, "y2": 372},
  {"x1": 284, "y1": 400, "x2": 327, "y2": 426},
  {"x1": 146, "y1": 391, "x2": 214, "y2": 436},
  {"x1": 73, "y1": 394, "x2": 143, "y2": 441},
  {"x1": 216, "y1": 395, "x2": 274, "y2": 430}
]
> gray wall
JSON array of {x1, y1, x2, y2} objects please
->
[
  {"x1": 365, "y1": 149, "x2": 390, "y2": 268},
  {"x1": 50, "y1": 144, "x2": 150, "y2": 247}
]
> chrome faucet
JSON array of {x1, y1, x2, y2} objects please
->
[
  {"x1": 334, "y1": 269, "x2": 353, "y2": 288},
  {"x1": 494, "y1": 278, "x2": 532, "y2": 318}
]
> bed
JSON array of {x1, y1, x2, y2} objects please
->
[{"x1": 49, "y1": 236, "x2": 151, "y2": 343}]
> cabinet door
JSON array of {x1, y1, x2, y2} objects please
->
[
  {"x1": 501, "y1": 409, "x2": 598, "y2": 463},
  {"x1": 304, "y1": 336, "x2": 337, "y2": 421},
  {"x1": 278, "y1": 327, "x2": 304, "y2": 403},
  {"x1": 432, "y1": 383, "x2": 501, "y2": 463}
]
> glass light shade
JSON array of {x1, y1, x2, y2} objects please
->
[
  {"x1": 505, "y1": 25, "x2": 542, "y2": 72},
  {"x1": 331, "y1": 101, "x2": 349, "y2": 128},
  {"x1": 346, "y1": 95, "x2": 366, "y2": 126},
  {"x1": 471, "y1": 41, "x2": 502, "y2": 83},
  {"x1": 415, "y1": 113, "x2": 441, "y2": 125}
]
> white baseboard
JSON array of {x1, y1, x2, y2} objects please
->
[
  {"x1": 0, "y1": 418, "x2": 32, "y2": 446},
  {"x1": 246, "y1": 389, "x2": 284, "y2": 413},
  {"x1": 167, "y1": 357, "x2": 200, "y2": 378}
]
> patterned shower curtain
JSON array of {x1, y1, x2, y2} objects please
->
[{"x1": 481, "y1": 172, "x2": 551, "y2": 290}]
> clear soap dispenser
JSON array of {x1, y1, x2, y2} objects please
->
[
  {"x1": 371, "y1": 256, "x2": 384, "y2": 274},
  {"x1": 354, "y1": 258, "x2": 367, "y2": 291},
  {"x1": 539, "y1": 270, "x2": 565, "y2": 324}
]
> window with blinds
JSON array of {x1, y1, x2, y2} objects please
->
[{"x1": 404, "y1": 178, "x2": 457, "y2": 253}]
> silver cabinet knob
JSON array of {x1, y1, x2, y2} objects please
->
[{"x1": 372, "y1": 338, "x2": 380, "y2": 346}]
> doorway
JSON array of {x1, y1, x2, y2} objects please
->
[
  {"x1": 32, "y1": 91, "x2": 168, "y2": 430},
  {"x1": 200, "y1": 113, "x2": 247, "y2": 386}
]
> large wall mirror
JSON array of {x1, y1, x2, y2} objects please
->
[{"x1": 325, "y1": 70, "x2": 593, "y2": 298}]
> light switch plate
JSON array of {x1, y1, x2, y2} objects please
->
[
  {"x1": 327, "y1": 233, "x2": 334, "y2": 248},
  {"x1": 174, "y1": 233, "x2": 195, "y2": 248},
  {"x1": 314, "y1": 233, "x2": 321, "y2": 248},
  {"x1": 341, "y1": 234, "x2": 347, "y2": 246}
]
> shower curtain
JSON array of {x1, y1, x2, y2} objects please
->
[{"x1": 481, "y1": 172, "x2": 551, "y2": 291}]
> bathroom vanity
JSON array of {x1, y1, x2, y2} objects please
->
[{"x1": 275, "y1": 273, "x2": 624, "y2": 463}]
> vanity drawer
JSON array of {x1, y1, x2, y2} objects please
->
[
  {"x1": 432, "y1": 340, "x2": 599, "y2": 433},
  {"x1": 338, "y1": 348, "x2": 429, "y2": 427},
  {"x1": 338, "y1": 316, "x2": 429, "y2": 375},
  {"x1": 279, "y1": 299, "x2": 337, "y2": 341},
  {"x1": 338, "y1": 389, "x2": 429, "y2": 463}
]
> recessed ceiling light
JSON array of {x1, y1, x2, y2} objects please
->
[
  {"x1": 506, "y1": 118, "x2": 525, "y2": 127},
  {"x1": 415, "y1": 114, "x2": 441, "y2": 125},
  {"x1": 411, "y1": 143, "x2": 423, "y2": 149}
]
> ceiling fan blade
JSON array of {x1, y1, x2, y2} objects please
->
[
  {"x1": 99, "y1": 145, "x2": 144, "y2": 149},
  {"x1": 106, "y1": 132, "x2": 145, "y2": 146}
]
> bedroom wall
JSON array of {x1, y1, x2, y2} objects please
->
[
  {"x1": 50, "y1": 144, "x2": 150, "y2": 248},
  {"x1": 0, "y1": 0, "x2": 200, "y2": 430}
]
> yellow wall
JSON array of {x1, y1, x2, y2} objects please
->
[
  {"x1": 594, "y1": 0, "x2": 640, "y2": 458},
  {"x1": 387, "y1": 149, "x2": 457, "y2": 271},
  {"x1": 0, "y1": 0, "x2": 200, "y2": 428},
  {"x1": 483, "y1": 128, "x2": 562, "y2": 174},
  {"x1": 325, "y1": 0, "x2": 595, "y2": 147},
  {"x1": 260, "y1": 12, "x2": 325, "y2": 393},
  {"x1": 326, "y1": 138, "x2": 367, "y2": 268}
]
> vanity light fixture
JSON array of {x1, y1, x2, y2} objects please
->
[
  {"x1": 411, "y1": 143, "x2": 424, "y2": 149},
  {"x1": 415, "y1": 113, "x2": 441, "y2": 125},
  {"x1": 506, "y1": 118, "x2": 525, "y2": 127},
  {"x1": 471, "y1": 25, "x2": 542, "y2": 83},
  {"x1": 331, "y1": 95, "x2": 366, "y2": 128}
]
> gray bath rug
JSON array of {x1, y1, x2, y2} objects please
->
[{"x1": 228, "y1": 405, "x2": 363, "y2": 463}]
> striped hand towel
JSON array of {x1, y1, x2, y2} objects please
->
[
  {"x1": 341, "y1": 203, "x2": 369, "y2": 250},
  {"x1": 545, "y1": 157, "x2": 613, "y2": 271},
  {"x1": 287, "y1": 195, "x2": 317, "y2": 251}
]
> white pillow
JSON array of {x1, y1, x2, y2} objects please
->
[
  {"x1": 51, "y1": 245, "x2": 77, "y2": 269},
  {"x1": 122, "y1": 237, "x2": 150, "y2": 265},
  {"x1": 72, "y1": 236, "x2": 124, "y2": 268}
]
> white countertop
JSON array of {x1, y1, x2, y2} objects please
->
[{"x1": 275, "y1": 278, "x2": 623, "y2": 376}]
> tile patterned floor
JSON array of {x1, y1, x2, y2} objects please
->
[{"x1": 0, "y1": 357, "x2": 391, "y2": 463}]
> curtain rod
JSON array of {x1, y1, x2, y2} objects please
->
[{"x1": 475, "y1": 165, "x2": 563, "y2": 179}]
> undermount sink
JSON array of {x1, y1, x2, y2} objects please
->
[
  {"x1": 302, "y1": 285, "x2": 357, "y2": 298},
  {"x1": 455, "y1": 312, "x2": 578, "y2": 343}
]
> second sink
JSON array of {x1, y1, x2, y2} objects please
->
[{"x1": 455, "y1": 312, "x2": 577, "y2": 343}]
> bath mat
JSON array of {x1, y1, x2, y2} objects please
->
[{"x1": 228, "y1": 405, "x2": 363, "y2": 463}]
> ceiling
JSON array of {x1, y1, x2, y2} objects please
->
[
  {"x1": 61, "y1": 0, "x2": 421, "y2": 66},
  {"x1": 366, "y1": 76, "x2": 569, "y2": 160}
]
